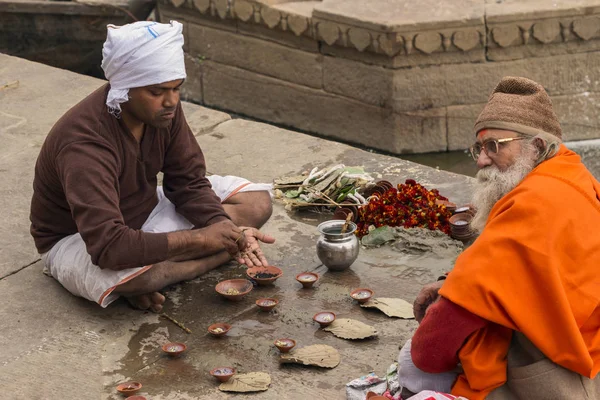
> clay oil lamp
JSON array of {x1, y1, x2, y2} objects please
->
[
  {"x1": 215, "y1": 279, "x2": 253, "y2": 301},
  {"x1": 210, "y1": 366, "x2": 236, "y2": 382},
  {"x1": 350, "y1": 288, "x2": 374, "y2": 304},
  {"x1": 161, "y1": 342, "x2": 187, "y2": 357},
  {"x1": 116, "y1": 381, "x2": 142, "y2": 397},
  {"x1": 273, "y1": 338, "x2": 296, "y2": 353},
  {"x1": 245, "y1": 265, "x2": 283, "y2": 285},
  {"x1": 366, "y1": 392, "x2": 389, "y2": 400},
  {"x1": 333, "y1": 206, "x2": 354, "y2": 221},
  {"x1": 208, "y1": 322, "x2": 232, "y2": 337},
  {"x1": 313, "y1": 311, "x2": 336, "y2": 327},
  {"x1": 375, "y1": 180, "x2": 394, "y2": 192},
  {"x1": 449, "y1": 213, "x2": 475, "y2": 241},
  {"x1": 295, "y1": 272, "x2": 319, "y2": 288},
  {"x1": 435, "y1": 199, "x2": 457, "y2": 213},
  {"x1": 256, "y1": 297, "x2": 279, "y2": 311},
  {"x1": 454, "y1": 206, "x2": 471, "y2": 214}
]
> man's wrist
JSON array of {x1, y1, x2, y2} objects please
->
[
  {"x1": 204, "y1": 215, "x2": 230, "y2": 227},
  {"x1": 167, "y1": 229, "x2": 194, "y2": 258}
]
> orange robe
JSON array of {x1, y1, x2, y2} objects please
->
[{"x1": 439, "y1": 145, "x2": 600, "y2": 399}]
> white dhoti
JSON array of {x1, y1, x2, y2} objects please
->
[
  {"x1": 398, "y1": 339, "x2": 459, "y2": 396},
  {"x1": 42, "y1": 175, "x2": 272, "y2": 307}
]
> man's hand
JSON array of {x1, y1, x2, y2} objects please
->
[
  {"x1": 413, "y1": 280, "x2": 444, "y2": 323},
  {"x1": 235, "y1": 227, "x2": 276, "y2": 267},
  {"x1": 204, "y1": 219, "x2": 249, "y2": 256},
  {"x1": 166, "y1": 221, "x2": 275, "y2": 265}
]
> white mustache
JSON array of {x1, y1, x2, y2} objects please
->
[{"x1": 470, "y1": 151, "x2": 537, "y2": 233}]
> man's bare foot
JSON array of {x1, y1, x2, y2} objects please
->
[{"x1": 126, "y1": 292, "x2": 166, "y2": 313}]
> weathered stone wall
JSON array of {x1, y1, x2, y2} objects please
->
[{"x1": 158, "y1": 0, "x2": 600, "y2": 154}]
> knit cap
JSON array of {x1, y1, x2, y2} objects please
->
[{"x1": 474, "y1": 76, "x2": 562, "y2": 141}]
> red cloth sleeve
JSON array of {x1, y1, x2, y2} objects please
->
[{"x1": 411, "y1": 296, "x2": 487, "y2": 373}]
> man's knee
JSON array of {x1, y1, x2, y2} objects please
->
[
  {"x1": 225, "y1": 190, "x2": 273, "y2": 227},
  {"x1": 253, "y1": 190, "x2": 273, "y2": 223}
]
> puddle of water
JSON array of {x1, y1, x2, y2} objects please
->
[
  {"x1": 227, "y1": 319, "x2": 279, "y2": 337},
  {"x1": 401, "y1": 149, "x2": 477, "y2": 177}
]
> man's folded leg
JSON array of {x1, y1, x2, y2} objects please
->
[
  {"x1": 42, "y1": 233, "x2": 153, "y2": 308},
  {"x1": 207, "y1": 174, "x2": 273, "y2": 228},
  {"x1": 41, "y1": 180, "x2": 272, "y2": 309}
]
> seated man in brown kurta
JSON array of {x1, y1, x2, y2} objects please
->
[{"x1": 29, "y1": 21, "x2": 274, "y2": 312}]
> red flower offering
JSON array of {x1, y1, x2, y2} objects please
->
[{"x1": 356, "y1": 179, "x2": 452, "y2": 237}]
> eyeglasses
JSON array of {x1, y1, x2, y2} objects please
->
[{"x1": 469, "y1": 137, "x2": 526, "y2": 161}]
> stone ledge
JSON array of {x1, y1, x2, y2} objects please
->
[
  {"x1": 158, "y1": 0, "x2": 600, "y2": 66},
  {"x1": 323, "y1": 51, "x2": 600, "y2": 111},
  {"x1": 487, "y1": 11, "x2": 600, "y2": 60},
  {"x1": 186, "y1": 21, "x2": 323, "y2": 88},
  {"x1": 394, "y1": 51, "x2": 600, "y2": 110}
]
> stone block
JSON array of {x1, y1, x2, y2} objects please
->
[
  {"x1": 187, "y1": 23, "x2": 323, "y2": 88},
  {"x1": 323, "y1": 56, "x2": 393, "y2": 108},
  {"x1": 237, "y1": 20, "x2": 319, "y2": 53},
  {"x1": 477, "y1": 51, "x2": 600, "y2": 97},
  {"x1": 202, "y1": 61, "x2": 448, "y2": 153},
  {"x1": 180, "y1": 53, "x2": 203, "y2": 104},
  {"x1": 397, "y1": 108, "x2": 448, "y2": 154},
  {"x1": 393, "y1": 51, "x2": 600, "y2": 111},
  {"x1": 447, "y1": 103, "x2": 483, "y2": 151},
  {"x1": 553, "y1": 91, "x2": 600, "y2": 142},
  {"x1": 321, "y1": 43, "x2": 401, "y2": 68},
  {"x1": 393, "y1": 67, "x2": 448, "y2": 111}
]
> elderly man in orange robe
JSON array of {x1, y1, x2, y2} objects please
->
[{"x1": 398, "y1": 76, "x2": 600, "y2": 400}]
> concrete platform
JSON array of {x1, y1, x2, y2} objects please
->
[{"x1": 0, "y1": 54, "x2": 474, "y2": 399}]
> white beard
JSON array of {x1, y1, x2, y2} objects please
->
[{"x1": 470, "y1": 150, "x2": 537, "y2": 233}]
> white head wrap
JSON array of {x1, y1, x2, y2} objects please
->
[{"x1": 101, "y1": 20, "x2": 187, "y2": 115}]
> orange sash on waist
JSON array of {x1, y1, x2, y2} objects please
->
[{"x1": 439, "y1": 145, "x2": 600, "y2": 399}]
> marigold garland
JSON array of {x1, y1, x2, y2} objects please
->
[{"x1": 356, "y1": 179, "x2": 452, "y2": 237}]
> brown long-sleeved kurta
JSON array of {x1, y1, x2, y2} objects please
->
[{"x1": 30, "y1": 84, "x2": 230, "y2": 270}]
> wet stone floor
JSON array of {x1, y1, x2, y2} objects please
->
[{"x1": 111, "y1": 223, "x2": 458, "y2": 400}]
